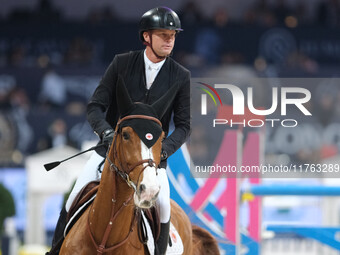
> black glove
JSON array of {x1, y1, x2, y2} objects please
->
[
  {"x1": 101, "y1": 129, "x2": 115, "y2": 146},
  {"x1": 158, "y1": 148, "x2": 168, "y2": 169},
  {"x1": 160, "y1": 148, "x2": 168, "y2": 161}
]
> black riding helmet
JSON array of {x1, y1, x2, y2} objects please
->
[{"x1": 139, "y1": 6, "x2": 183, "y2": 42}]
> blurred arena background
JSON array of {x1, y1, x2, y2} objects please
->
[{"x1": 1, "y1": 0, "x2": 340, "y2": 254}]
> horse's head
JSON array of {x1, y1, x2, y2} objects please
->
[{"x1": 109, "y1": 76, "x2": 178, "y2": 209}]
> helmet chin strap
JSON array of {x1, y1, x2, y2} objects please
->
[{"x1": 143, "y1": 31, "x2": 169, "y2": 60}]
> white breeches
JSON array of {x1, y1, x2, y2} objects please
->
[
  {"x1": 65, "y1": 151, "x2": 171, "y2": 223},
  {"x1": 65, "y1": 151, "x2": 103, "y2": 212},
  {"x1": 156, "y1": 167, "x2": 171, "y2": 223}
]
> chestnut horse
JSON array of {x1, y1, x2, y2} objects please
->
[{"x1": 59, "y1": 78, "x2": 220, "y2": 255}]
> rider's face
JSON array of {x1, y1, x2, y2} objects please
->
[{"x1": 144, "y1": 29, "x2": 176, "y2": 57}]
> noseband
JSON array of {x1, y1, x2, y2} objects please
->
[{"x1": 106, "y1": 114, "x2": 162, "y2": 191}]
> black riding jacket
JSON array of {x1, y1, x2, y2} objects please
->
[{"x1": 87, "y1": 50, "x2": 191, "y2": 167}]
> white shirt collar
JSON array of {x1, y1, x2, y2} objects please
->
[{"x1": 144, "y1": 50, "x2": 166, "y2": 71}]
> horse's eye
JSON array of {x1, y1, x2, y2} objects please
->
[{"x1": 122, "y1": 132, "x2": 130, "y2": 140}]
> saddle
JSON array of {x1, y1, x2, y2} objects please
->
[
  {"x1": 67, "y1": 180, "x2": 100, "y2": 223},
  {"x1": 46, "y1": 181, "x2": 100, "y2": 255}
]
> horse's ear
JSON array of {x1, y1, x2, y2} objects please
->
[
  {"x1": 116, "y1": 75, "x2": 134, "y2": 116},
  {"x1": 151, "y1": 83, "x2": 179, "y2": 119}
]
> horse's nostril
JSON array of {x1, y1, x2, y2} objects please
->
[{"x1": 139, "y1": 184, "x2": 146, "y2": 193}]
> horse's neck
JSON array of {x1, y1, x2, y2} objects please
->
[{"x1": 89, "y1": 158, "x2": 136, "y2": 245}]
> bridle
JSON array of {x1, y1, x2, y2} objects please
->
[
  {"x1": 107, "y1": 114, "x2": 162, "y2": 191},
  {"x1": 87, "y1": 114, "x2": 163, "y2": 255}
]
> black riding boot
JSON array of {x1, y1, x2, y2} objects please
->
[
  {"x1": 156, "y1": 220, "x2": 170, "y2": 255},
  {"x1": 46, "y1": 206, "x2": 67, "y2": 255}
]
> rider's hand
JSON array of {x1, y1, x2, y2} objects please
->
[
  {"x1": 102, "y1": 129, "x2": 115, "y2": 146},
  {"x1": 158, "y1": 145, "x2": 168, "y2": 168},
  {"x1": 160, "y1": 148, "x2": 168, "y2": 161}
]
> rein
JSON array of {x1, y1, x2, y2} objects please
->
[{"x1": 86, "y1": 114, "x2": 162, "y2": 254}]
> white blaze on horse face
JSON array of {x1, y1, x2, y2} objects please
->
[{"x1": 134, "y1": 141, "x2": 160, "y2": 208}]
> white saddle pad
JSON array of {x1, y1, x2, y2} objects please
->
[{"x1": 141, "y1": 211, "x2": 184, "y2": 255}]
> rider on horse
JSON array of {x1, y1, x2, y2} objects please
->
[{"x1": 48, "y1": 6, "x2": 190, "y2": 255}]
